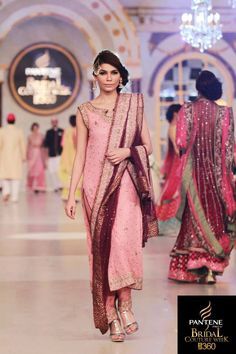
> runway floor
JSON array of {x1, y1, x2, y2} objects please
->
[{"x1": 0, "y1": 191, "x2": 235, "y2": 354}]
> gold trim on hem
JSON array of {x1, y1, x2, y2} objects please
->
[{"x1": 109, "y1": 275, "x2": 143, "y2": 292}]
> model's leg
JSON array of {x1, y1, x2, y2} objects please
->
[
  {"x1": 106, "y1": 292, "x2": 118, "y2": 323},
  {"x1": 106, "y1": 291, "x2": 125, "y2": 342},
  {"x1": 53, "y1": 156, "x2": 62, "y2": 190},
  {"x1": 48, "y1": 157, "x2": 61, "y2": 191},
  {"x1": 11, "y1": 180, "x2": 20, "y2": 202},
  {"x1": 118, "y1": 287, "x2": 138, "y2": 335}
]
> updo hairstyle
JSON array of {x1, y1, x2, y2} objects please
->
[
  {"x1": 93, "y1": 50, "x2": 129, "y2": 93},
  {"x1": 196, "y1": 70, "x2": 222, "y2": 101}
]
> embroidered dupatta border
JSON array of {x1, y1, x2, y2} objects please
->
[
  {"x1": 127, "y1": 146, "x2": 158, "y2": 245},
  {"x1": 214, "y1": 106, "x2": 226, "y2": 207},
  {"x1": 183, "y1": 155, "x2": 225, "y2": 257},
  {"x1": 214, "y1": 106, "x2": 236, "y2": 217}
]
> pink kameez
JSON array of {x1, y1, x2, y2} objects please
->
[{"x1": 80, "y1": 102, "x2": 143, "y2": 291}]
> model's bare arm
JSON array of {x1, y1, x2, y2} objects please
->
[
  {"x1": 141, "y1": 114, "x2": 153, "y2": 155},
  {"x1": 65, "y1": 109, "x2": 88, "y2": 219},
  {"x1": 168, "y1": 125, "x2": 179, "y2": 155}
]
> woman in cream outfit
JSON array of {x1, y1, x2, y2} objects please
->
[{"x1": 0, "y1": 113, "x2": 26, "y2": 202}]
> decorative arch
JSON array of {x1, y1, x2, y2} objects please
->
[
  {"x1": 0, "y1": 0, "x2": 141, "y2": 75},
  {"x1": 153, "y1": 51, "x2": 234, "y2": 104},
  {"x1": 82, "y1": 0, "x2": 140, "y2": 62},
  {"x1": 0, "y1": 5, "x2": 102, "y2": 54}
]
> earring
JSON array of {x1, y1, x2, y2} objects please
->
[
  {"x1": 92, "y1": 80, "x2": 97, "y2": 90},
  {"x1": 119, "y1": 79, "x2": 123, "y2": 89}
]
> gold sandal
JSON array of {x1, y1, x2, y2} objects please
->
[
  {"x1": 199, "y1": 270, "x2": 216, "y2": 284},
  {"x1": 204, "y1": 270, "x2": 216, "y2": 284},
  {"x1": 119, "y1": 309, "x2": 139, "y2": 335},
  {"x1": 109, "y1": 319, "x2": 125, "y2": 342}
]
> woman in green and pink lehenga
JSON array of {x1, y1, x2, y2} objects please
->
[{"x1": 168, "y1": 70, "x2": 236, "y2": 284}]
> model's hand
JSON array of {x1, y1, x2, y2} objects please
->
[
  {"x1": 65, "y1": 198, "x2": 76, "y2": 219},
  {"x1": 106, "y1": 148, "x2": 130, "y2": 165},
  {"x1": 174, "y1": 146, "x2": 180, "y2": 156}
]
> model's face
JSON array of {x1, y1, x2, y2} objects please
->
[
  {"x1": 32, "y1": 125, "x2": 39, "y2": 133},
  {"x1": 94, "y1": 63, "x2": 121, "y2": 93}
]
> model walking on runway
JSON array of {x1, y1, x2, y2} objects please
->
[{"x1": 65, "y1": 50, "x2": 158, "y2": 341}]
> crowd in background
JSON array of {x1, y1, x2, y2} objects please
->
[
  {"x1": 0, "y1": 113, "x2": 80, "y2": 203},
  {"x1": 0, "y1": 99, "x2": 235, "y2": 209}
]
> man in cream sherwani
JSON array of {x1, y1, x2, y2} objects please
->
[{"x1": 0, "y1": 113, "x2": 26, "y2": 202}]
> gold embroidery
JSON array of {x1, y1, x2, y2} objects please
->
[
  {"x1": 109, "y1": 274, "x2": 143, "y2": 292},
  {"x1": 78, "y1": 104, "x2": 89, "y2": 129},
  {"x1": 85, "y1": 101, "x2": 114, "y2": 123},
  {"x1": 184, "y1": 102, "x2": 193, "y2": 146},
  {"x1": 183, "y1": 155, "x2": 225, "y2": 257},
  {"x1": 226, "y1": 108, "x2": 234, "y2": 172},
  {"x1": 118, "y1": 299, "x2": 132, "y2": 312},
  {"x1": 107, "y1": 308, "x2": 118, "y2": 324},
  {"x1": 214, "y1": 106, "x2": 225, "y2": 203}
]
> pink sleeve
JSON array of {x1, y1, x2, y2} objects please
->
[{"x1": 176, "y1": 105, "x2": 187, "y2": 150}]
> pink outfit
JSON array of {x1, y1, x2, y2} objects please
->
[
  {"x1": 78, "y1": 94, "x2": 158, "y2": 334},
  {"x1": 81, "y1": 102, "x2": 143, "y2": 292},
  {"x1": 27, "y1": 132, "x2": 46, "y2": 190},
  {"x1": 168, "y1": 98, "x2": 236, "y2": 282},
  {"x1": 157, "y1": 138, "x2": 182, "y2": 220}
]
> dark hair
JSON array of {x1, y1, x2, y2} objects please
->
[
  {"x1": 93, "y1": 50, "x2": 129, "y2": 93},
  {"x1": 69, "y1": 114, "x2": 76, "y2": 127},
  {"x1": 196, "y1": 70, "x2": 222, "y2": 101},
  {"x1": 166, "y1": 104, "x2": 182, "y2": 123},
  {"x1": 31, "y1": 122, "x2": 39, "y2": 131}
]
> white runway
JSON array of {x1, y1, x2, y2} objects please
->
[{"x1": 0, "y1": 191, "x2": 235, "y2": 354}]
